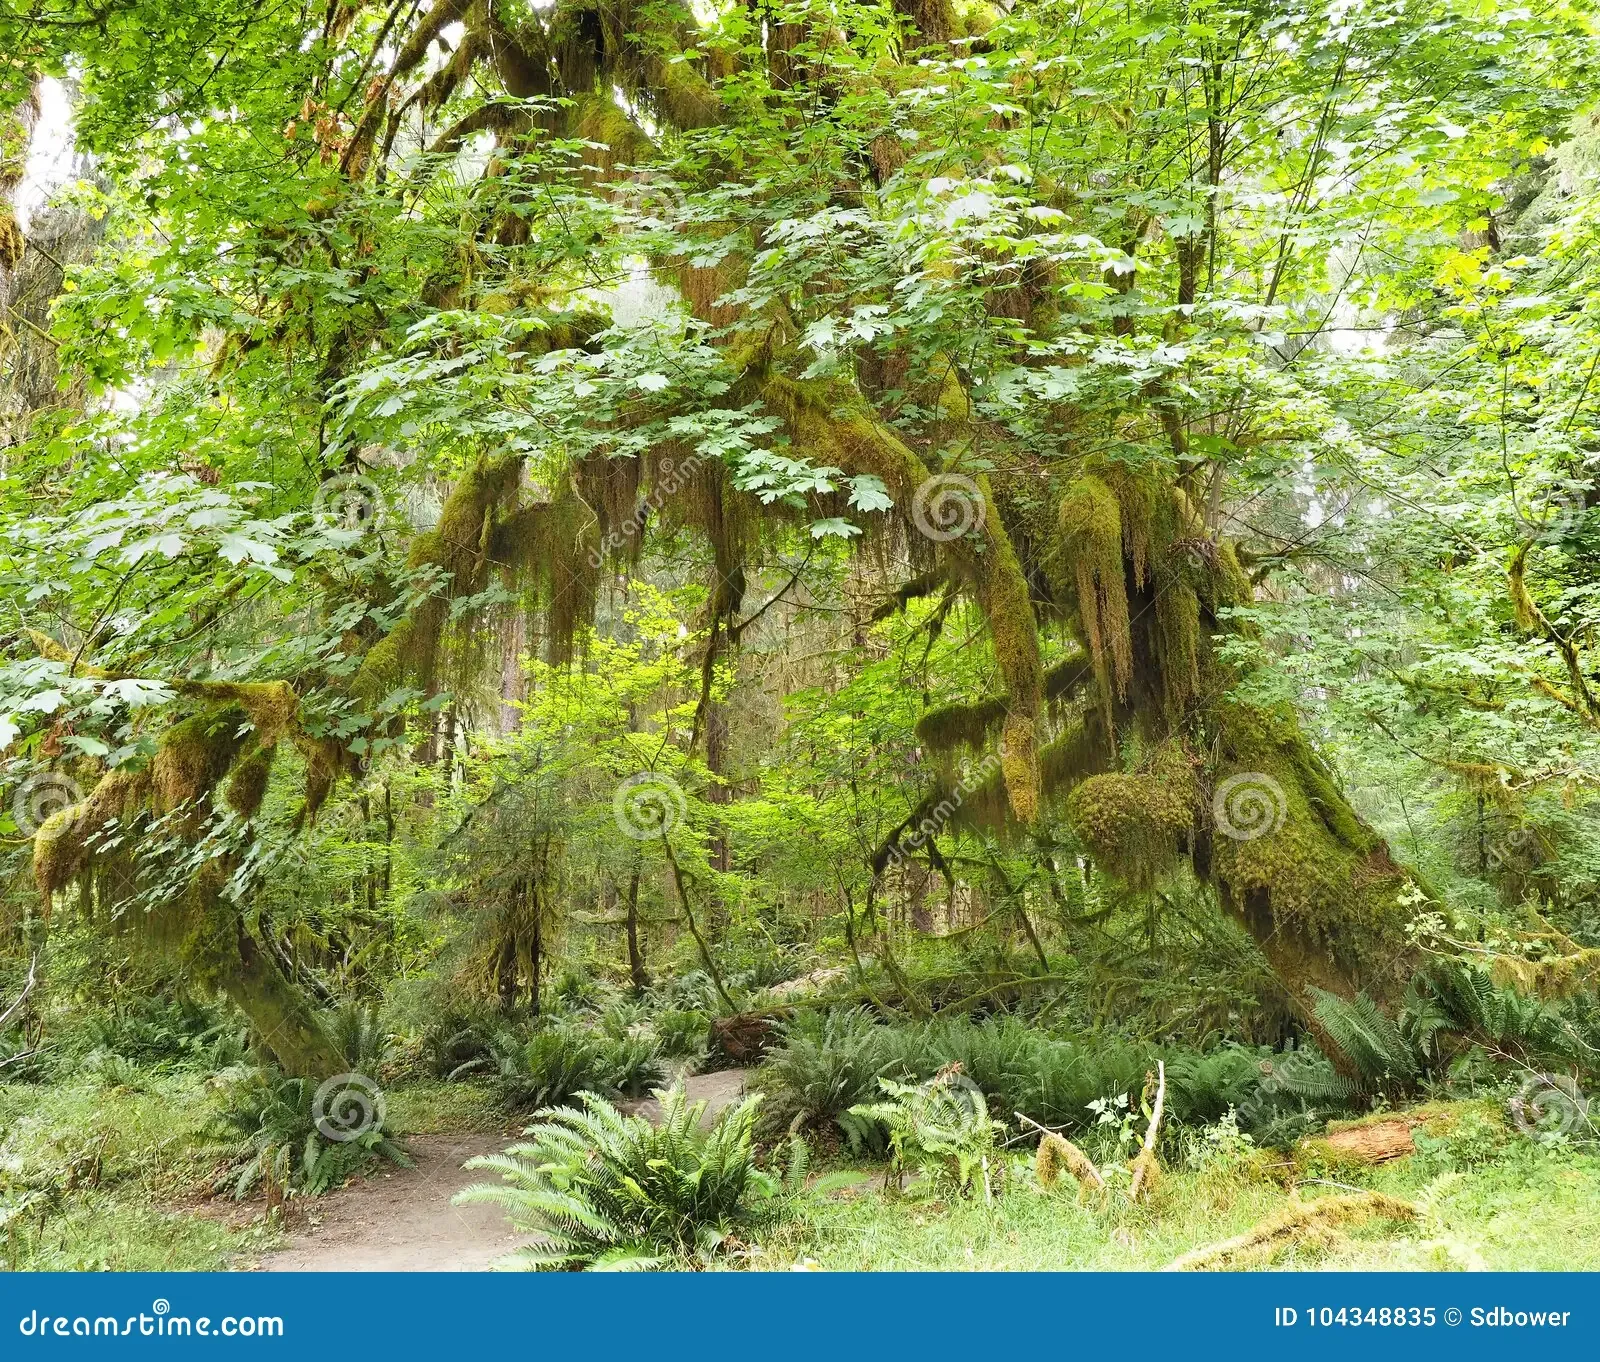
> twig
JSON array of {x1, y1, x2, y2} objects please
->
[
  {"x1": 0, "y1": 956, "x2": 38, "y2": 1035},
  {"x1": 1129, "y1": 1059, "x2": 1165, "y2": 1203}
]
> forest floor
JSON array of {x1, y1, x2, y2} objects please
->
[
  {"x1": 2, "y1": 1070, "x2": 1594, "y2": 1271},
  {"x1": 248, "y1": 1068, "x2": 757, "y2": 1271}
]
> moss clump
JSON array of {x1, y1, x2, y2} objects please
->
[
  {"x1": 1036, "y1": 1132, "x2": 1102, "y2": 1191},
  {"x1": 33, "y1": 766, "x2": 151, "y2": 898},
  {"x1": 150, "y1": 709, "x2": 249, "y2": 815},
  {"x1": 917, "y1": 694, "x2": 1010, "y2": 753},
  {"x1": 1165, "y1": 1191, "x2": 1418, "y2": 1270},
  {"x1": 225, "y1": 744, "x2": 276, "y2": 817},
  {"x1": 33, "y1": 803, "x2": 86, "y2": 897},
  {"x1": 1203, "y1": 693, "x2": 1414, "y2": 1003},
  {"x1": 1065, "y1": 746, "x2": 1199, "y2": 889},
  {"x1": 177, "y1": 681, "x2": 298, "y2": 747}
]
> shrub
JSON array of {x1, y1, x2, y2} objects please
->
[
  {"x1": 209, "y1": 1068, "x2": 408, "y2": 1198},
  {"x1": 79, "y1": 995, "x2": 228, "y2": 1069},
  {"x1": 420, "y1": 1006, "x2": 500, "y2": 1080},
  {"x1": 456, "y1": 1085, "x2": 794, "y2": 1269},
  {"x1": 653, "y1": 1008, "x2": 709, "y2": 1060},
  {"x1": 484, "y1": 1026, "x2": 608, "y2": 1113},
  {"x1": 326, "y1": 1002, "x2": 389, "y2": 1071},
  {"x1": 599, "y1": 1033, "x2": 667, "y2": 1098},
  {"x1": 758, "y1": 1007, "x2": 899, "y2": 1134},
  {"x1": 848, "y1": 1067, "x2": 1003, "y2": 1197}
]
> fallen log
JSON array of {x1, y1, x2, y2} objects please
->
[{"x1": 1164, "y1": 1191, "x2": 1419, "y2": 1271}]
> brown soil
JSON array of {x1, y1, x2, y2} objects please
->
[{"x1": 247, "y1": 1069, "x2": 756, "y2": 1272}]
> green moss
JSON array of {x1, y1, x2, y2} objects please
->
[
  {"x1": 1204, "y1": 693, "x2": 1413, "y2": 1001},
  {"x1": 1058, "y1": 475, "x2": 1131, "y2": 703},
  {"x1": 224, "y1": 744, "x2": 275, "y2": 818},
  {"x1": 1156, "y1": 582, "x2": 1201, "y2": 717},
  {"x1": 150, "y1": 709, "x2": 249, "y2": 814},
  {"x1": 763, "y1": 368, "x2": 1044, "y2": 822},
  {"x1": 1065, "y1": 745, "x2": 1199, "y2": 888},
  {"x1": 916, "y1": 695, "x2": 1009, "y2": 753},
  {"x1": 32, "y1": 803, "x2": 86, "y2": 896}
]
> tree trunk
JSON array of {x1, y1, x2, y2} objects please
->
[
  {"x1": 222, "y1": 933, "x2": 344, "y2": 1077},
  {"x1": 625, "y1": 865, "x2": 648, "y2": 993}
]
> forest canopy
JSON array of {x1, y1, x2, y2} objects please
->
[{"x1": 0, "y1": 0, "x2": 1599, "y2": 1270}]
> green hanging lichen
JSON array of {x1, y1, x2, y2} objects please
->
[{"x1": 1059, "y1": 475, "x2": 1131, "y2": 705}]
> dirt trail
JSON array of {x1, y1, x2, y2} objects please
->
[{"x1": 251, "y1": 1069, "x2": 755, "y2": 1272}]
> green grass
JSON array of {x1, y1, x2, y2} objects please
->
[
  {"x1": 2, "y1": 1065, "x2": 1592, "y2": 1273},
  {"x1": 383, "y1": 1078, "x2": 505, "y2": 1135},
  {"x1": 759, "y1": 1126, "x2": 1600, "y2": 1272},
  {"x1": 0, "y1": 1072, "x2": 275, "y2": 1270},
  {"x1": 0, "y1": 1068, "x2": 512, "y2": 1271}
]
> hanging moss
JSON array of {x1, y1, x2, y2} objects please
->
[
  {"x1": 1102, "y1": 466, "x2": 1161, "y2": 590},
  {"x1": 33, "y1": 803, "x2": 85, "y2": 898},
  {"x1": 1058, "y1": 475, "x2": 1132, "y2": 703},
  {"x1": 1039, "y1": 712, "x2": 1115, "y2": 799},
  {"x1": 225, "y1": 743, "x2": 276, "y2": 818},
  {"x1": 916, "y1": 693, "x2": 1011, "y2": 753},
  {"x1": 150, "y1": 708, "x2": 250, "y2": 815},
  {"x1": 1155, "y1": 582, "x2": 1201, "y2": 718},
  {"x1": 353, "y1": 455, "x2": 523, "y2": 704},
  {"x1": 761, "y1": 367, "x2": 1044, "y2": 822},
  {"x1": 490, "y1": 473, "x2": 602, "y2": 663},
  {"x1": 32, "y1": 765, "x2": 151, "y2": 897}
]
